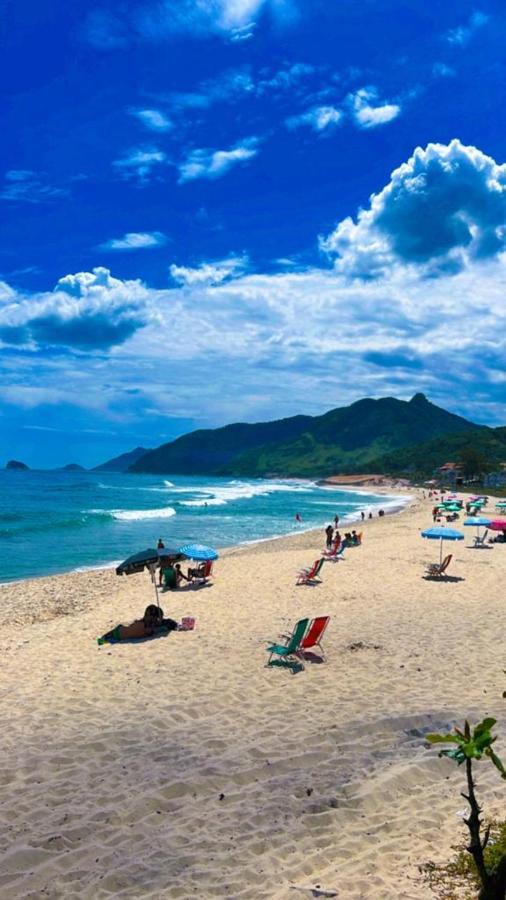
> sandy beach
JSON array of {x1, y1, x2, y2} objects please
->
[{"x1": 0, "y1": 489, "x2": 504, "y2": 899}]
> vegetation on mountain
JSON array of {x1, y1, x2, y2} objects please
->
[
  {"x1": 367, "y1": 427, "x2": 506, "y2": 478},
  {"x1": 93, "y1": 446, "x2": 151, "y2": 473},
  {"x1": 130, "y1": 393, "x2": 481, "y2": 477}
]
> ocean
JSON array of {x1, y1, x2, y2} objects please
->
[{"x1": 0, "y1": 470, "x2": 408, "y2": 582}]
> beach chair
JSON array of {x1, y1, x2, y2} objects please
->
[
  {"x1": 323, "y1": 542, "x2": 344, "y2": 560},
  {"x1": 425, "y1": 554, "x2": 452, "y2": 578},
  {"x1": 189, "y1": 560, "x2": 213, "y2": 583},
  {"x1": 473, "y1": 530, "x2": 489, "y2": 548},
  {"x1": 296, "y1": 557, "x2": 324, "y2": 585},
  {"x1": 284, "y1": 615, "x2": 330, "y2": 661},
  {"x1": 266, "y1": 617, "x2": 309, "y2": 668}
]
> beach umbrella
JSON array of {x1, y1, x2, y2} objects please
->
[
  {"x1": 495, "y1": 501, "x2": 506, "y2": 509},
  {"x1": 116, "y1": 547, "x2": 186, "y2": 607},
  {"x1": 489, "y1": 519, "x2": 506, "y2": 531},
  {"x1": 178, "y1": 543, "x2": 218, "y2": 561},
  {"x1": 464, "y1": 516, "x2": 491, "y2": 540},
  {"x1": 421, "y1": 526, "x2": 464, "y2": 563},
  {"x1": 116, "y1": 548, "x2": 159, "y2": 575},
  {"x1": 157, "y1": 547, "x2": 186, "y2": 560}
]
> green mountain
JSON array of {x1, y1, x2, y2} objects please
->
[
  {"x1": 129, "y1": 416, "x2": 312, "y2": 475},
  {"x1": 368, "y1": 426, "x2": 506, "y2": 477},
  {"x1": 130, "y1": 394, "x2": 481, "y2": 477},
  {"x1": 93, "y1": 446, "x2": 151, "y2": 473}
]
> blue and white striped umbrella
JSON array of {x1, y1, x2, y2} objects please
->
[{"x1": 178, "y1": 543, "x2": 218, "y2": 561}]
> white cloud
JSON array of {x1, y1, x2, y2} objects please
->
[
  {"x1": 321, "y1": 140, "x2": 506, "y2": 278},
  {"x1": 166, "y1": 68, "x2": 254, "y2": 113},
  {"x1": 432, "y1": 62, "x2": 456, "y2": 78},
  {"x1": 178, "y1": 138, "x2": 259, "y2": 182},
  {"x1": 2, "y1": 253, "x2": 506, "y2": 426},
  {"x1": 349, "y1": 87, "x2": 400, "y2": 129},
  {"x1": 136, "y1": 0, "x2": 298, "y2": 42},
  {"x1": 4, "y1": 142, "x2": 506, "y2": 428},
  {"x1": 113, "y1": 147, "x2": 168, "y2": 183},
  {"x1": 0, "y1": 170, "x2": 68, "y2": 203},
  {"x1": 169, "y1": 255, "x2": 249, "y2": 285},
  {"x1": 0, "y1": 268, "x2": 150, "y2": 350},
  {"x1": 130, "y1": 108, "x2": 172, "y2": 131},
  {"x1": 447, "y1": 11, "x2": 489, "y2": 46},
  {"x1": 286, "y1": 105, "x2": 342, "y2": 133},
  {"x1": 99, "y1": 232, "x2": 167, "y2": 251},
  {"x1": 165, "y1": 62, "x2": 315, "y2": 114},
  {"x1": 256, "y1": 62, "x2": 315, "y2": 94}
]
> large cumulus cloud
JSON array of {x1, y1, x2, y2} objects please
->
[
  {"x1": 0, "y1": 267, "x2": 149, "y2": 350},
  {"x1": 321, "y1": 140, "x2": 506, "y2": 278}
]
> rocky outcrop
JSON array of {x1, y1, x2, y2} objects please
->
[{"x1": 6, "y1": 460, "x2": 30, "y2": 470}]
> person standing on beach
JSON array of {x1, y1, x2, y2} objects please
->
[
  {"x1": 325, "y1": 524, "x2": 334, "y2": 548},
  {"x1": 334, "y1": 514, "x2": 339, "y2": 527},
  {"x1": 360, "y1": 511, "x2": 365, "y2": 521}
]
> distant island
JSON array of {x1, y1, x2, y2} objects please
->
[{"x1": 6, "y1": 460, "x2": 30, "y2": 470}]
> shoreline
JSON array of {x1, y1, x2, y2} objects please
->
[
  {"x1": 0, "y1": 484, "x2": 412, "y2": 588},
  {"x1": 0, "y1": 486, "x2": 504, "y2": 897}
]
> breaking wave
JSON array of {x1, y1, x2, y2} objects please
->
[{"x1": 88, "y1": 507, "x2": 177, "y2": 521}]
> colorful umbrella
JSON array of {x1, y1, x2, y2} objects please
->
[
  {"x1": 463, "y1": 516, "x2": 491, "y2": 540},
  {"x1": 489, "y1": 519, "x2": 506, "y2": 532},
  {"x1": 421, "y1": 526, "x2": 464, "y2": 563},
  {"x1": 178, "y1": 543, "x2": 218, "y2": 561}
]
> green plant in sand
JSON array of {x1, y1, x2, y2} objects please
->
[{"x1": 427, "y1": 718, "x2": 506, "y2": 899}]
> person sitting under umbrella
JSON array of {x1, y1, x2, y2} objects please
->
[{"x1": 162, "y1": 562, "x2": 189, "y2": 590}]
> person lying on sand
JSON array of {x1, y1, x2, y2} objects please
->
[{"x1": 98, "y1": 605, "x2": 179, "y2": 644}]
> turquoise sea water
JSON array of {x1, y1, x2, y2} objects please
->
[{"x1": 0, "y1": 470, "x2": 408, "y2": 582}]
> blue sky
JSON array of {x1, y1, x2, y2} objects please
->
[{"x1": 1, "y1": 0, "x2": 506, "y2": 466}]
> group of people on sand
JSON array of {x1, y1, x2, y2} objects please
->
[
  {"x1": 158, "y1": 560, "x2": 209, "y2": 589},
  {"x1": 156, "y1": 538, "x2": 209, "y2": 589},
  {"x1": 325, "y1": 525, "x2": 362, "y2": 550}
]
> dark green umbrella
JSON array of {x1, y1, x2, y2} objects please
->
[{"x1": 116, "y1": 547, "x2": 185, "y2": 607}]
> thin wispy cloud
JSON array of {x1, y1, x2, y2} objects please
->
[
  {"x1": 446, "y1": 11, "x2": 489, "y2": 46},
  {"x1": 164, "y1": 62, "x2": 317, "y2": 115},
  {"x1": 178, "y1": 139, "x2": 260, "y2": 183},
  {"x1": 0, "y1": 170, "x2": 68, "y2": 204},
  {"x1": 99, "y1": 232, "x2": 167, "y2": 251},
  {"x1": 169, "y1": 255, "x2": 249, "y2": 285},
  {"x1": 84, "y1": 0, "x2": 299, "y2": 48},
  {"x1": 348, "y1": 87, "x2": 401, "y2": 129},
  {"x1": 130, "y1": 108, "x2": 173, "y2": 131},
  {"x1": 432, "y1": 62, "x2": 456, "y2": 78},
  {"x1": 113, "y1": 147, "x2": 168, "y2": 183},
  {"x1": 286, "y1": 105, "x2": 342, "y2": 133}
]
